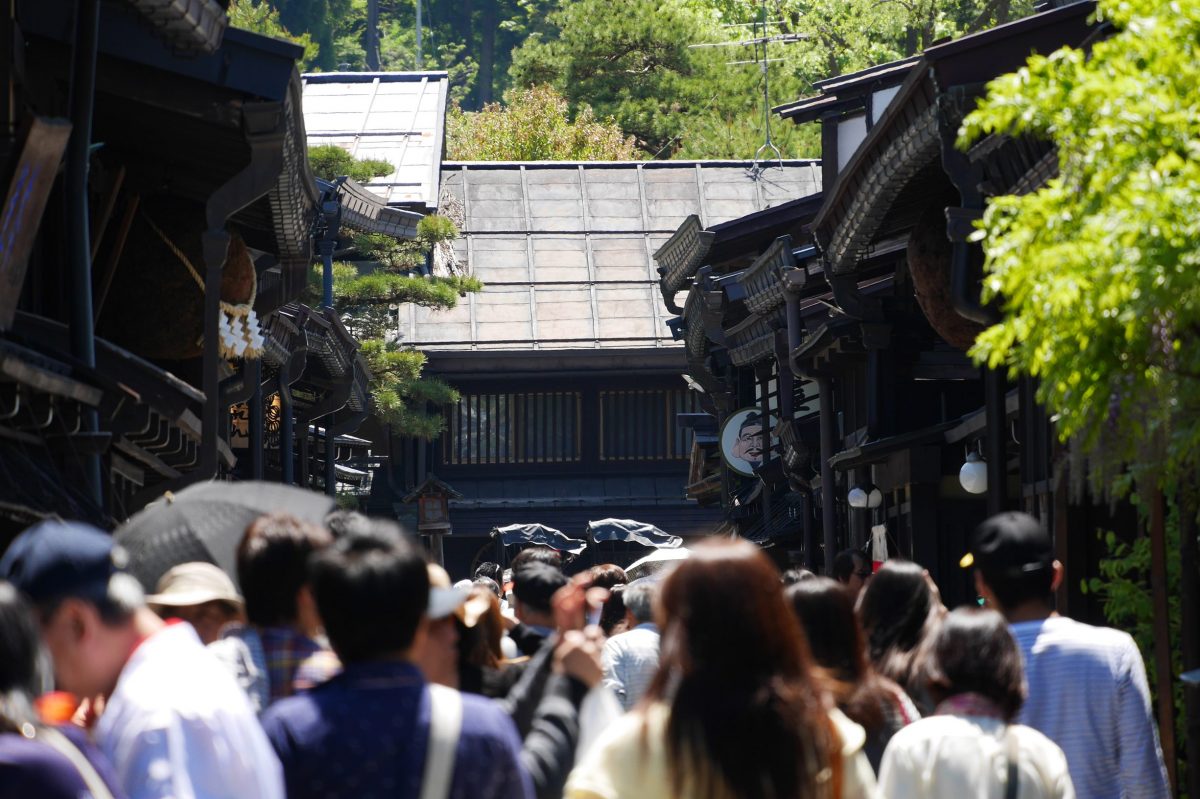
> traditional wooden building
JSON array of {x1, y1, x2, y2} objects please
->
[
  {"x1": 0, "y1": 1, "x2": 370, "y2": 543},
  {"x1": 660, "y1": 3, "x2": 1105, "y2": 609},
  {"x1": 393, "y1": 160, "x2": 822, "y2": 574}
]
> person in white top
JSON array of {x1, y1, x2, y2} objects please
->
[
  {"x1": 600, "y1": 578, "x2": 660, "y2": 711},
  {"x1": 0, "y1": 520, "x2": 284, "y2": 799},
  {"x1": 961, "y1": 512, "x2": 1169, "y2": 799},
  {"x1": 878, "y1": 607, "x2": 1074, "y2": 799}
]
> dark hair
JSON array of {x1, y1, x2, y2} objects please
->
[
  {"x1": 588, "y1": 563, "x2": 628, "y2": 591},
  {"x1": 979, "y1": 566, "x2": 1055, "y2": 612},
  {"x1": 473, "y1": 576, "x2": 501, "y2": 599},
  {"x1": 0, "y1": 581, "x2": 43, "y2": 732},
  {"x1": 857, "y1": 560, "x2": 941, "y2": 693},
  {"x1": 510, "y1": 546, "x2": 562, "y2": 572},
  {"x1": 473, "y1": 561, "x2": 502, "y2": 583},
  {"x1": 781, "y1": 567, "x2": 815, "y2": 586},
  {"x1": 925, "y1": 608, "x2": 1026, "y2": 721},
  {"x1": 645, "y1": 540, "x2": 837, "y2": 799},
  {"x1": 459, "y1": 586, "x2": 504, "y2": 671},
  {"x1": 308, "y1": 520, "x2": 428, "y2": 663},
  {"x1": 238, "y1": 513, "x2": 332, "y2": 627},
  {"x1": 739, "y1": 412, "x2": 762, "y2": 434},
  {"x1": 786, "y1": 578, "x2": 887, "y2": 733},
  {"x1": 832, "y1": 548, "x2": 865, "y2": 583},
  {"x1": 599, "y1": 583, "x2": 626, "y2": 636},
  {"x1": 512, "y1": 563, "x2": 567, "y2": 613}
]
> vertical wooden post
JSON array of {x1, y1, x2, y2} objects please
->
[{"x1": 1150, "y1": 489, "x2": 1177, "y2": 793}]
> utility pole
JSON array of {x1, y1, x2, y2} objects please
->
[
  {"x1": 366, "y1": 0, "x2": 379, "y2": 70},
  {"x1": 415, "y1": 0, "x2": 423, "y2": 70}
]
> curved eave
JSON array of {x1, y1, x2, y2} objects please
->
[{"x1": 654, "y1": 215, "x2": 716, "y2": 313}]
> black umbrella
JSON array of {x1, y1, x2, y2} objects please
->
[{"x1": 115, "y1": 481, "x2": 335, "y2": 592}]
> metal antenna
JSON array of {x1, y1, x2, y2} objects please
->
[
  {"x1": 751, "y1": 0, "x2": 783, "y2": 175},
  {"x1": 687, "y1": 1, "x2": 807, "y2": 174}
]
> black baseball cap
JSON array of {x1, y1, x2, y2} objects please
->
[
  {"x1": 960, "y1": 511, "x2": 1054, "y2": 577},
  {"x1": 0, "y1": 520, "x2": 127, "y2": 605}
]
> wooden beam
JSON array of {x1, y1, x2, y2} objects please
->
[{"x1": 93, "y1": 193, "x2": 139, "y2": 323}]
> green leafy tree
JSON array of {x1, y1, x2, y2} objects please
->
[
  {"x1": 310, "y1": 150, "x2": 480, "y2": 438},
  {"x1": 228, "y1": 0, "x2": 319, "y2": 63},
  {"x1": 446, "y1": 85, "x2": 639, "y2": 160},
  {"x1": 961, "y1": 0, "x2": 1199, "y2": 786},
  {"x1": 960, "y1": 0, "x2": 1200, "y2": 489},
  {"x1": 308, "y1": 145, "x2": 393, "y2": 183}
]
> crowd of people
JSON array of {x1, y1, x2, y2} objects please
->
[{"x1": 0, "y1": 508, "x2": 1172, "y2": 798}]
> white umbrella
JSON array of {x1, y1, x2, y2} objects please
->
[{"x1": 625, "y1": 547, "x2": 691, "y2": 579}]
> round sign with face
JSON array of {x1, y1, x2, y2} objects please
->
[{"x1": 720, "y1": 407, "x2": 771, "y2": 477}]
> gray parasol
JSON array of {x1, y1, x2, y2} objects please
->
[{"x1": 115, "y1": 480, "x2": 335, "y2": 592}]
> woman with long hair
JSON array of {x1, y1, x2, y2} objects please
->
[
  {"x1": 856, "y1": 560, "x2": 943, "y2": 711},
  {"x1": 0, "y1": 581, "x2": 125, "y2": 799},
  {"x1": 877, "y1": 607, "x2": 1074, "y2": 798},
  {"x1": 565, "y1": 540, "x2": 876, "y2": 799},
  {"x1": 787, "y1": 577, "x2": 919, "y2": 772}
]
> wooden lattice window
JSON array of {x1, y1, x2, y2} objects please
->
[
  {"x1": 599, "y1": 389, "x2": 703, "y2": 461},
  {"x1": 443, "y1": 392, "x2": 581, "y2": 465}
]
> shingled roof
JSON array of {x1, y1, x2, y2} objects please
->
[{"x1": 404, "y1": 160, "x2": 821, "y2": 352}]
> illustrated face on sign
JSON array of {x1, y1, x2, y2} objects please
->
[
  {"x1": 720, "y1": 409, "x2": 771, "y2": 477},
  {"x1": 732, "y1": 420, "x2": 763, "y2": 465}
]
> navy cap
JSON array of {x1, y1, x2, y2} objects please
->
[
  {"x1": 0, "y1": 520, "x2": 126, "y2": 605},
  {"x1": 960, "y1": 511, "x2": 1053, "y2": 577}
]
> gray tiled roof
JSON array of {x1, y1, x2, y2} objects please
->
[
  {"x1": 301, "y1": 71, "x2": 448, "y2": 211},
  {"x1": 406, "y1": 161, "x2": 821, "y2": 351}
]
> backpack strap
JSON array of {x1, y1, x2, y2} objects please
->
[
  {"x1": 37, "y1": 726, "x2": 116, "y2": 799},
  {"x1": 1003, "y1": 725, "x2": 1020, "y2": 799},
  {"x1": 419, "y1": 683, "x2": 464, "y2": 799}
]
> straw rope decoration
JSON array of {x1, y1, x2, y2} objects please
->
[{"x1": 142, "y1": 212, "x2": 265, "y2": 360}]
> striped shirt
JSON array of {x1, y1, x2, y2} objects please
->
[
  {"x1": 1011, "y1": 617, "x2": 1170, "y2": 799},
  {"x1": 602, "y1": 623, "x2": 660, "y2": 712}
]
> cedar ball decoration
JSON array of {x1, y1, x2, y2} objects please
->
[{"x1": 906, "y1": 199, "x2": 985, "y2": 351}]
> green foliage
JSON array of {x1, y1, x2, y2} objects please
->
[
  {"x1": 308, "y1": 145, "x2": 393, "y2": 183},
  {"x1": 316, "y1": 211, "x2": 474, "y2": 439},
  {"x1": 228, "y1": 0, "x2": 319, "y2": 63},
  {"x1": 960, "y1": 0, "x2": 1200, "y2": 489},
  {"x1": 416, "y1": 214, "x2": 460, "y2": 244},
  {"x1": 446, "y1": 85, "x2": 639, "y2": 161},
  {"x1": 1083, "y1": 516, "x2": 1187, "y2": 795}
]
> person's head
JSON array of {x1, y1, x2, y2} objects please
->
[
  {"x1": 621, "y1": 578, "x2": 658, "y2": 626},
  {"x1": 473, "y1": 561, "x2": 502, "y2": 584},
  {"x1": 510, "y1": 546, "x2": 562, "y2": 572},
  {"x1": 925, "y1": 607, "x2": 1026, "y2": 721},
  {"x1": 833, "y1": 547, "x2": 872, "y2": 593},
  {"x1": 599, "y1": 583, "x2": 627, "y2": 637},
  {"x1": 0, "y1": 520, "x2": 146, "y2": 699},
  {"x1": 587, "y1": 563, "x2": 628, "y2": 591},
  {"x1": 786, "y1": 577, "x2": 866, "y2": 682},
  {"x1": 308, "y1": 520, "x2": 428, "y2": 664},
  {"x1": 473, "y1": 576, "x2": 501, "y2": 599},
  {"x1": 963, "y1": 512, "x2": 1060, "y2": 617},
  {"x1": 458, "y1": 585, "x2": 504, "y2": 672},
  {"x1": 781, "y1": 567, "x2": 815, "y2": 586},
  {"x1": 731, "y1": 412, "x2": 764, "y2": 464},
  {"x1": 512, "y1": 562, "x2": 567, "y2": 627},
  {"x1": 645, "y1": 540, "x2": 835, "y2": 799},
  {"x1": 145, "y1": 561, "x2": 244, "y2": 645},
  {"x1": 0, "y1": 581, "x2": 47, "y2": 732},
  {"x1": 857, "y1": 560, "x2": 941, "y2": 687},
  {"x1": 238, "y1": 512, "x2": 333, "y2": 633},
  {"x1": 416, "y1": 564, "x2": 469, "y2": 686},
  {"x1": 786, "y1": 577, "x2": 886, "y2": 734}
]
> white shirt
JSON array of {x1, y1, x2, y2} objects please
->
[
  {"x1": 601, "y1": 623, "x2": 660, "y2": 712},
  {"x1": 878, "y1": 714, "x2": 1074, "y2": 799},
  {"x1": 97, "y1": 621, "x2": 285, "y2": 799},
  {"x1": 1011, "y1": 617, "x2": 1170, "y2": 799}
]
